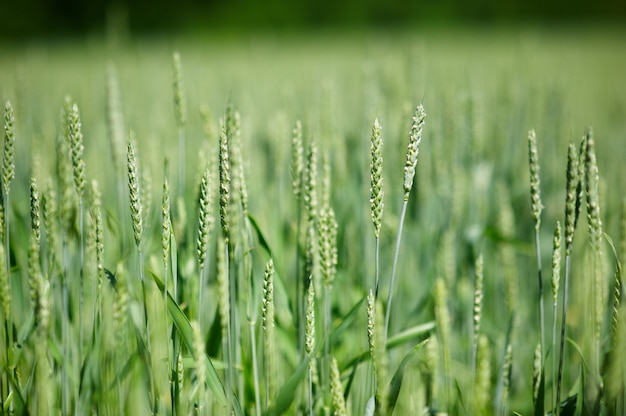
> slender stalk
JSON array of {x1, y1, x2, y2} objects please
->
[
  {"x1": 384, "y1": 200, "x2": 407, "y2": 340},
  {"x1": 249, "y1": 320, "x2": 261, "y2": 416},
  {"x1": 534, "y1": 230, "x2": 545, "y2": 365},
  {"x1": 550, "y1": 221, "x2": 561, "y2": 412},
  {"x1": 385, "y1": 104, "x2": 425, "y2": 341}
]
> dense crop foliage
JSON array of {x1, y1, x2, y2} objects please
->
[{"x1": 0, "y1": 30, "x2": 625, "y2": 415}]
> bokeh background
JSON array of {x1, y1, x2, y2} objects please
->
[{"x1": 3, "y1": 0, "x2": 626, "y2": 39}]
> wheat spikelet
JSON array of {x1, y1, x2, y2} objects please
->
[
  {"x1": 319, "y1": 206, "x2": 338, "y2": 288},
  {"x1": 28, "y1": 231, "x2": 42, "y2": 322},
  {"x1": 30, "y1": 176, "x2": 41, "y2": 243},
  {"x1": 403, "y1": 104, "x2": 426, "y2": 201},
  {"x1": 551, "y1": 222, "x2": 562, "y2": 305},
  {"x1": 330, "y1": 356, "x2": 347, "y2": 416},
  {"x1": 305, "y1": 280, "x2": 318, "y2": 385},
  {"x1": 162, "y1": 176, "x2": 171, "y2": 273},
  {"x1": 528, "y1": 129, "x2": 543, "y2": 229},
  {"x1": 68, "y1": 103, "x2": 86, "y2": 199},
  {"x1": 291, "y1": 120, "x2": 304, "y2": 199},
  {"x1": 564, "y1": 143, "x2": 579, "y2": 255},
  {"x1": 218, "y1": 120, "x2": 231, "y2": 243},
  {"x1": 197, "y1": 165, "x2": 212, "y2": 271},
  {"x1": 127, "y1": 140, "x2": 143, "y2": 249},
  {"x1": 304, "y1": 142, "x2": 318, "y2": 226},
  {"x1": 91, "y1": 180, "x2": 104, "y2": 290},
  {"x1": 2, "y1": 101, "x2": 15, "y2": 197},
  {"x1": 262, "y1": 258, "x2": 277, "y2": 404},
  {"x1": 370, "y1": 118, "x2": 383, "y2": 239}
]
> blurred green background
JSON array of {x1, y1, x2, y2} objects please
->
[{"x1": 3, "y1": 0, "x2": 626, "y2": 40}]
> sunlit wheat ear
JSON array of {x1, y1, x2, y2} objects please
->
[
  {"x1": 528, "y1": 129, "x2": 543, "y2": 229},
  {"x1": 305, "y1": 280, "x2": 318, "y2": 383},
  {"x1": 330, "y1": 356, "x2": 347, "y2": 416},
  {"x1": 574, "y1": 136, "x2": 587, "y2": 230},
  {"x1": 0, "y1": 244, "x2": 10, "y2": 318},
  {"x1": 550, "y1": 220, "x2": 561, "y2": 407},
  {"x1": 304, "y1": 142, "x2": 318, "y2": 226},
  {"x1": 91, "y1": 180, "x2": 104, "y2": 289},
  {"x1": 262, "y1": 258, "x2": 276, "y2": 404},
  {"x1": 68, "y1": 103, "x2": 86, "y2": 199},
  {"x1": 28, "y1": 230, "x2": 42, "y2": 318},
  {"x1": 218, "y1": 120, "x2": 231, "y2": 243},
  {"x1": 190, "y1": 320, "x2": 207, "y2": 407},
  {"x1": 3, "y1": 101, "x2": 15, "y2": 197},
  {"x1": 127, "y1": 140, "x2": 143, "y2": 249},
  {"x1": 197, "y1": 165, "x2": 212, "y2": 270},
  {"x1": 367, "y1": 289, "x2": 388, "y2": 413},
  {"x1": 551, "y1": 222, "x2": 562, "y2": 306},
  {"x1": 319, "y1": 206, "x2": 338, "y2": 288},
  {"x1": 564, "y1": 143, "x2": 579, "y2": 255},
  {"x1": 30, "y1": 176, "x2": 41, "y2": 243},
  {"x1": 291, "y1": 120, "x2": 304, "y2": 199},
  {"x1": 370, "y1": 118, "x2": 383, "y2": 239},
  {"x1": 161, "y1": 175, "x2": 171, "y2": 269},
  {"x1": 403, "y1": 104, "x2": 426, "y2": 201},
  {"x1": 216, "y1": 234, "x2": 230, "y2": 351}
]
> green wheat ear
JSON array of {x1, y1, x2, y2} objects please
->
[
  {"x1": 3, "y1": 101, "x2": 16, "y2": 197},
  {"x1": 330, "y1": 356, "x2": 347, "y2": 416},
  {"x1": 403, "y1": 104, "x2": 426, "y2": 200},
  {"x1": 262, "y1": 258, "x2": 277, "y2": 403},
  {"x1": 68, "y1": 103, "x2": 86, "y2": 199},
  {"x1": 528, "y1": 129, "x2": 543, "y2": 229},
  {"x1": 127, "y1": 140, "x2": 143, "y2": 249},
  {"x1": 370, "y1": 118, "x2": 383, "y2": 239}
]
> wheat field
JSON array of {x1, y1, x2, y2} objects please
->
[{"x1": 0, "y1": 29, "x2": 625, "y2": 415}]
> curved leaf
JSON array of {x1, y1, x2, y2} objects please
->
[{"x1": 149, "y1": 270, "x2": 243, "y2": 416}]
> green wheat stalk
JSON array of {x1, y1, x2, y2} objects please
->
[
  {"x1": 385, "y1": 104, "x2": 426, "y2": 341},
  {"x1": 370, "y1": 118, "x2": 383, "y2": 298}
]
